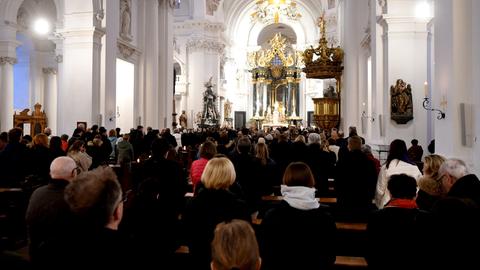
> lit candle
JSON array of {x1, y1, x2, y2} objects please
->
[{"x1": 424, "y1": 81, "x2": 428, "y2": 97}]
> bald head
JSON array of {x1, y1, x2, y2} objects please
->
[{"x1": 50, "y1": 157, "x2": 77, "y2": 181}]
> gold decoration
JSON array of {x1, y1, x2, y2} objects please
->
[
  {"x1": 247, "y1": 33, "x2": 301, "y2": 68},
  {"x1": 251, "y1": 0, "x2": 302, "y2": 24},
  {"x1": 304, "y1": 14, "x2": 344, "y2": 129},
  {"x1": 302, "y1": 14, "x2": 344, "y2": 81}
]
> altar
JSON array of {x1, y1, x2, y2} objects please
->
[{"x1": 248, "y1": 33, "x2": 303, "y2": 128}]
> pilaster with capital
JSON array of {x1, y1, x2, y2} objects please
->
[
  {"x1": 42, "y1": 67, "x2": 58, "y2": 134},
  {"x1": 55, "y1": 20, "x2": 105, "y2": 134}
]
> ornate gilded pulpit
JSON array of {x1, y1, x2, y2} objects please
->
[{"x1": 303, "y1": 15, "x2": 344, "y2": 130}]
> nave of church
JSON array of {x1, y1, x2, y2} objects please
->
[{"x1": 1, "y1": 0, "x2": 480, "y2": 269}]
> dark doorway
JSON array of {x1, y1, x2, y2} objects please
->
[
  {"x1": 307, "y1": 111, "x2": 314, "y2": 127},
  {"x1": 234, "y1": 111, "x2": 246, "y2": 129}
]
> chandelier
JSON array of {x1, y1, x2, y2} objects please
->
[{"x1": 251, "y1": 0, "x2": 302, "y2": 24}]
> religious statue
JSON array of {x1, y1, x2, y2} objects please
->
[
  {"x1": 179, "y1": 110, "x2": 187, "y2": 129},
  {"x1": 201, "y1": 77, "x2": 219, "y2": 126},
  {"x1": 224, "y1": 99, "x2": 232, "y2": 119},
  {"x1": 390, "y1": 79, "x2": 414, "y2": 124},
  {"x1": 120, "y1": 0, "x2": 132, "y2": 39},
  {"x1": 206, "y1": 0, "x2": 220, "y2": 16},
  {"x1": 323, "y1": 85, "x2": 337, "y2": 98}
]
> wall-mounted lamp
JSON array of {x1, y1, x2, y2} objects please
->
[
  {"x1": 361, "y1": 111, "x2": 375, "y2": 122},
  {"x1": 422, "y1": 82, "x2": 445, "y2": 120},
  {"x1": 361, "y1": 102, "x2": 375, "y2": 122}
]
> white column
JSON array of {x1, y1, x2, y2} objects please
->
[
  {"x1": 142, "y1": 0, "x2": 159, "y2": 128},
  {"x1": 0, "y1": 22, "x2": 19, "y2": 132},
  {"x1": 0, "y1": 57, "x2": 16, "y2": 132},
  {"x1": 159, "y1": 0, "x2": 175, "y2": 128},
  {"x1": 42, "y1": 67, "x2": 57, "y2": 134}
]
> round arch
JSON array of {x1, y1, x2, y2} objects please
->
[{"x1": 224, "y1": 0, "x2": 322, "y2": 49}]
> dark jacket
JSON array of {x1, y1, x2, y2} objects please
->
[
  {"x1": 335, "y1": 149, "x2": 377, "y2": 211},
  {"x1": 182, "y1": 188, "x2": 250, "y2": 270},
  {"x1": 367, "y1": 206, "x2": 430, "y2": 270},
  {"x1": 0, "y1": 142, "x2": 29, "y2": 187},
  {"x1": 447, "y1": 174, "x2": 480, "y2": 206},
  {"x1": 25, "y1": 179, "x2": 73, "y2": 264},
  {"x1": 260, "y1": 201, "x2": 337, "y2": 270}
]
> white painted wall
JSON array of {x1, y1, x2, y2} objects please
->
[{"x1": 435, "y1": 0, "x2": 479, "y2": 174}]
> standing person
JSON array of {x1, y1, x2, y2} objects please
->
[
  {"x1": 211, "y1": 220, "x2": 261, "y2": 270},
  {"x1": 375, "y1": 139, "x2": 422, "y2": 209},
  {"x1": 416, "y1": 154, "x2": 446, "y2": 211},
  {"x1": 183, "y1": 157, "x2": 250, "y2": 270},
  {"x1": 0, "y1": 128, "x2": 29, "y2": 187},
  {"x1": 190, "y1": 141, "x2": 217, "y2": 193},
  {"x1": 26, "y1": 157, "x2": 77, "y2": 265},
  {"x1": 55, "y1": 166, "x2": 132, "y2": 268},
  {"x1": 260, "y1": 162, "x2": 337, "y2": 270},
  {"x1": 117, "y1": 133, "x2": 134, "y2": 171},
  {"x1": 367, "y1": 174, "x2": 429, "y2": 270},
  {"x1": 429, "y1": 159, "x2": 480, "y2": 269},
  {"x1": 335, "y1": 136, "x2": 378, "y2": 219},
  {"x1": 68, "y1": 140, "x2": 92, "y2": 173}
]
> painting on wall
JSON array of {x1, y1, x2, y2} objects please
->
[{"x1": 390, "y1": 79, "x2": 413, "y2": 124}]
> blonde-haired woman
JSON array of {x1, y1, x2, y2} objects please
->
[
  {"x1": 183, "y1": 157, "x2": 250, "y2": 270},
  {"x1": 416, "y1": 154, "x2": 447, "y2": 210},
  {"x1": 68, "y1": 140, "x2": 92, "y2": 172},
  {"x1": 211, "y1": 219, "x2": 261, "y2": 270},
  {"x1": 28, "y1": 133, "x2": 54, "y2": 182}
]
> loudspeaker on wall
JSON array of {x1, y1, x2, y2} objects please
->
[{"x1": 460, "y1": 103, "x2": 474, "y2": 147}]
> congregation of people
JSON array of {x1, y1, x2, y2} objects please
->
[{"x1": 1, "y1": 123, "x2": 480, "y2": 269}]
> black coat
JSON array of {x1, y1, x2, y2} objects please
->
[
  {"x1": 260, "y1": 201, "x2": 337, "y2": 270},
  {"x1": 367, "y1": 207, "x2": 430, "y2": 270},
  {"x1": 25, "y1": 179, "x2": 73, "y2": 264},
  {"x1": 182, "y1": 188, "x2": 250, "y2": 270}
]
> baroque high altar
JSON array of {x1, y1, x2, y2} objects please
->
[{"x1": 248, "y1": 33, "x2": 303, "y2": 128}]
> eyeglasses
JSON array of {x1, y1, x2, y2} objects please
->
[{"x1": 121, "y1": 189, "x2": 132, "y2": 204}]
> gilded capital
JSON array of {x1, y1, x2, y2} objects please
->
[{"x1": 0, "y1": 57, "x2": 17, "y2": 65}]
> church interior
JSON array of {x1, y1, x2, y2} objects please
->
[{"x1": 1, "y1": 0, "x2": 480, "y2": 268}]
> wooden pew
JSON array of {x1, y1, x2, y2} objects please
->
[
  {"x1": 261, "y1": 195, "x2": 337, "y2": 204},
  {"x1": 175, "y1": 246, "x2": 367, "y2": 268}
]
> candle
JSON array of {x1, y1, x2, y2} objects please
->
[{"x1": 424, "y1": 81, "x2": 428, "y2": 97}]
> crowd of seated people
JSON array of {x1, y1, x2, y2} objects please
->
[{"x1": 1, "y1": 123, "x2": 480, "y2": 269}]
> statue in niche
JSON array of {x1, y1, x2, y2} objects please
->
[
  {"x1": 390, "y1": 79, "x2": 413, "y2": 124},
  {"x1": 120, "y1": 0, "x2": 132, "y2": 40},
  {"x1": 202, "y1": 77, "x2": 219, "y2": 126},
  {"x1": 179, "y1": 110, "x2": 187, "y2": 129},
  {"x1": 206, "y1": 0, "x2": 220, "y2": 16},
  {"x1": 323, "y1": 85, "x2": 337, "y2": 98}
]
